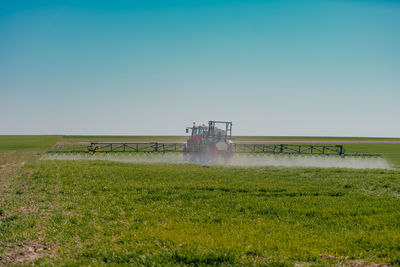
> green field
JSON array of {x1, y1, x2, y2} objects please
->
[
  {"x1": 0, "y1": 136, "x2": 61, "y2": 152},
  {"x1": 1, "y1": 136, "x2": 400, "y2": 265},
  {"x1": 2, "y1": 135, "x2": 400, "y2": 167}
]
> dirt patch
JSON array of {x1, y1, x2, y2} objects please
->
[
  {"x1": 19, "y1": 206, "x2": 38, "y2": 214},
  {"x1": 347, "y1": 260, "x2": 391, "y2": 267},
  {"x1": 1, "y1": 242, "x2": 50, "y2": 265},
  {"x1": 319, "y1": 254, "x2": 391, "y2": 266},
  {"x1": 0, "y1": 153, "x2": 33, "y2": 177},
  {"x1": 21, "y1": 183, "x2": 29, "y2": 190},
  {"x1": 0, "y1": 162, "x2": 17, "y2": 173}
]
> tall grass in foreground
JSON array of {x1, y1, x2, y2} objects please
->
[{"x1": 2, "y1": 160, "x2": 400, "y2": 265}]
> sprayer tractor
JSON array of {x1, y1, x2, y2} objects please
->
[
  {"x1": 184, "y1": 121, "x2": 233, "y2": 164},
  {"x1": 48, "y1": 120, "x2": 381, "y2": 161}
]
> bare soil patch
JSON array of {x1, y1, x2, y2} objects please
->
[
  {"x1": 318, "y1": 254, "x2": 391, "y2": 266},
  {"x1": 19, "y1": 205, "x2": 38, "y2": 214},
  {"x1": 1, "y1": 242, "x2": 50, "y2": 265}
]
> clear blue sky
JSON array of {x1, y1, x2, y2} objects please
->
[{"x1": 1, "y1": 0, "x2": 399, "y2": 136}]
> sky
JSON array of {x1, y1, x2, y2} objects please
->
[{"x1": 0, "y1": 0, "x2": 399, "y2": 137}]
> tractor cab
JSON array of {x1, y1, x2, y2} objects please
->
[
  {"x1": 186, "y1": 123, "x2": 209, "y2": 141},
  {"x1": 186, "y1": 121, "x2": 232, "y2": 142}
]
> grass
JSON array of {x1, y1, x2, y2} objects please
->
[
  {"x1": 1, "y1": 158, "x2": 400, "y2": 265},
  {"x1": 1, "y1": 135, "x2": 400, "y2": 265},
  {"x1": 0, "y1": 136, "x2": 61, "y2": 152}
]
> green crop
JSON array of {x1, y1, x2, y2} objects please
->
[
  {"x1": 2, "y1": 157, "x2": 400, "y2": 266},
  {"x1": 1, "y1": 135, "x2": 400, "y2": 265}
]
